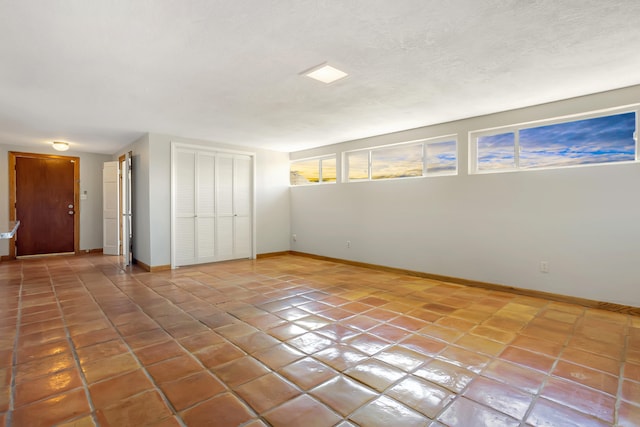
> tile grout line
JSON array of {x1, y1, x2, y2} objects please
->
[
  {"x1": 613, "y1": 315, "x2": 631, "y2": 426},
  {"x1": 48, "y1": 260, "x2": 101, "y2": 426},
  {"x1": 6, "y1": 260, "x2": 25, "y2": 427},
  {"x1": 562, "y1": 308, "x2": 625, "y2": 425},
  {"x1": 512, "y1": 301, "x2": 569, "y2": 426}
]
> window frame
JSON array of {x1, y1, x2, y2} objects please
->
[
  {"x1": 469, "y1": 106, "x2": 639, "y2": 174},
  {"x1": 289, "y1": 154, "x2": 337, "y2": 186},
  {"x1": 343, "y1": 135, "x2": 458, "y2": 183},
  {"x1": 345, "y1": 150, "x2": 371, "y2": 181}
]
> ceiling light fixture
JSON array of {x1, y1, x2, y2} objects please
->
[
  {"x1": 303, "y1": 63, "x2": 348, "y2": 84},
  {"x1": 52, "y1": 141, "x2": 69, "y2": 151}
]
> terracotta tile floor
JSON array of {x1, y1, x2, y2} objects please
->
[{"x1": 0, "y1": 254, "x2": 639, "y2": 426}]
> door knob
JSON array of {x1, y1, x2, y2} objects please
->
[
  {"x1": 68, "y1": 204, "x2": 74, "y2": 209},
  {"x1": 68, "y1": 211, "x2": 74, "y2": 215}
]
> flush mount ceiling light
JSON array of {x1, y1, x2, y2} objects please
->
[
  {"x1": 303, "y1": 63, "x2": 348, "y2": 84},
  {"x1": 52, "y1": 141, "x2": 69, "y2": 151}
]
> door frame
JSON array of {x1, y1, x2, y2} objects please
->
[
  {"x1": 170, "y1": 142, "x2": 256, "y2": 269},
  {"x1": 119, "y1": 151, "x2": 133, "y2": 266},
  {"x1": 118, "y1": 153, "x2": 125, "y2": 256},
  {"x1": 8, "y1": 151, "x2": 80, "y2": 259}
]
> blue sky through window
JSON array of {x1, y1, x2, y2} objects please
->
[
  {"x1": 477, "y1": 112, "x2": 636, "y2": 170},
  {"x1": 478, "y1": 132, "x2": 515, "y2": 170},
  {"x1": 426, "y1": 140, "x2": 457, "y2": 173},
  {"x1": 371, "y1": 144, "x2": 422, "y2": 179},
  {"x1": 519, "y1": 112, "x2": 635, "y2": 168}
]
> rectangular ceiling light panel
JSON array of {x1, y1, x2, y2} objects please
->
[{"x1": 304, "y1": 64, "x2": 348, "y2": 84}]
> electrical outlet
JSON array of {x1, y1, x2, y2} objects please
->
[
  {"x1": 539, "y1": 261, "x2": 549, "y2": 273},
  {"x1": 292, "y1": 234, "x2": 297, "y2": 242},
  {"x1": 346, "y1": 240, "x2": 351, "y2": 248}
]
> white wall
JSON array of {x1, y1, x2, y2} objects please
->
[
  {"x1": 290, "y1": 85, "x2": 640, "y2": 307},
  {"x1": 117, "y1": 133, "x2": 290, "y2": 268},
  {"x1": 254, "y1": 148, "x2": 292, "y2": 254},
  {"x1": 0, "y1": 143, "x2": 112, "y2": 255}
]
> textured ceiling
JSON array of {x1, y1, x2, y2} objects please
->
[{"x1": 1, "y1": 1, "x2": 640, "y2": 154}]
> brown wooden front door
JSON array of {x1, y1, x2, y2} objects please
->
[{"x1": 10, "y1": 152, "x2": 79, "y2": 256}]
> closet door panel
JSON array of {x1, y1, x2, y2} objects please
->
[
  {"x1": 175, "y1": 150, "x2": 195, "y2": 217},
  {"x1": 216, "y1": 155, "x2": 234, "y2": 259},
  {"x1": 234, "y1": 216, "x2": 251, "y2": 258},
  {"x1": 174, "y1": 149, "x2": 196, "y2": 266},
  {"x1": 197, "y1": 217, "x2": 215, "y2": 262},
  {"x1": 175, "y1": 217, "x2": 195, "y2": 266},
  {"x1": 216, "y1": 155, "x2": 234, "y2": 216},
  {"x1": 197, "y1": 153, "x2": 215, "y2": 216},
  {"x1": 196, "y1": 153, "x2": 216, "y2": 263},
  {"x1": 233, "y1": 156, "x2": 252, "y2": 216},
  {"x1": 216, "y1": 216, "x2": 234, "y2": 260}
]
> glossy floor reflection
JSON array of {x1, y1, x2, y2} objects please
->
[{"x1": 0, "y1": 254, "x2": 638, "y2": 426}]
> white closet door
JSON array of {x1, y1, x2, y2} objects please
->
[
  {"x1": 174, "y1": 149, "x2": 196, "y2": 266},
  {"x1": 172, "y1": 144, "x2": 253, "y2": 267},
  {"x1": 233, "y1": 155, "x2": 252, "y2": 258},
  {"x1": 216, "y1": 155, "x2": 235, "y2": 261},
  {"x1": 197, "y1": 152, "x2": 216, "y2": 263}
]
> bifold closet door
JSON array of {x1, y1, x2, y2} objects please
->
[
  {"x1": 215, "y1": 154, "x2": 252, "y2": 261},
  {"x1": 173, "y1": 148, "x2": 252, "y2": 266}
]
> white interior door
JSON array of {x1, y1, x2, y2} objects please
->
[
  {"x1": 122, "y1": 151, "x2": 133, "y2": 266},
  {"x1": 103, "y1": 161, "x2": 119, "y2": 255}
]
